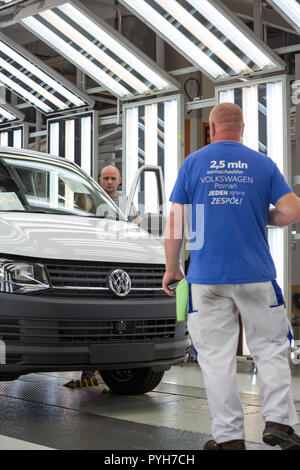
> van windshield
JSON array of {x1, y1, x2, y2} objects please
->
[{"x1": 0, "y1": 154, "x2": 126, "y2": 220}]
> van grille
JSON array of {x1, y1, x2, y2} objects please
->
[
  {"x1": 0, "y1": 318, "x2": 180, "y2": 343},
  {"x1": 45, "y1": 261, "x2": 166, "y2": 297}
]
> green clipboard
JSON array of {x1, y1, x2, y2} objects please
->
[{"x1": 176, "y1": 278, "x2": 189, "y2": 322}]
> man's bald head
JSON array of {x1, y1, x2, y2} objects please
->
[
  {"x1": 100, "y1": 165, "x2": 120, "y2": 178},
  {"x1": 209, "y1": 103, "x2": 244, "y2": 143},
  {"x1": 99, "y1": 165, "x2": 121, "y2": 198}
]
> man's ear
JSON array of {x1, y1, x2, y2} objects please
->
[
  {"x1": 209, "y1": 121, "x2": 215, "y2": 137},
  {"x1": 241, "y1": 123, "x2": 245, "y2": 137}
]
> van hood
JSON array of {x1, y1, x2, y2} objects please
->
[{"x1": 0, "y1": 212, "x2": 166, "y2": 265}]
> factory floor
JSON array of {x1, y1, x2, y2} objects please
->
[{"x1": 0, "y1": 359, "x2": 299, "y2": 452}]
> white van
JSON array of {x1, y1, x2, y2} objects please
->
[{"x1": 0, "y1": 148, "x2": 190, "y2": 394}]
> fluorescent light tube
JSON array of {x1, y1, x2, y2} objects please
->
[
  {"x1": 118, "y1": 0, "x2": 226, "y2": 79},
  {"x1": 144, "y1": 104, "x2": 158, "y2": 213},
  {"x1": 58, "y1": 3, "x2": 170, "y2": 91},
  {"x1": 125, "y1": 106, "x2": 139, "y2": 205},
  {"x1": 266, "y1": 81, "x2": 283, "y2": 173},
  {"x1": 0, "y1": 72, "x2": 53, "y2": 113},
  {"x1": 0, "y1": 32, "x2": 93, "y2": 114},
  {"x1": 80, "y1": 116, "x2": 92, "y2": 176},
  {"x1": 164, "y1": 99, "x2": 178, "y2": 208},
  {"x1": 118, "y1": 0, "x2": 285, "y2": 81},
  {"x1": 49, "y1": 122, "x2": 60, "y2": 156},
  {"x1": 21, "y1": 16, "x2": 131, "y2": 99},
  {"x1": 13, "y1": 129, "x2": 22, "y2": 149},
  {"x1": 155, "y1": 0, "x2": 251, "y2": 75},
  {"x1": 39, "y1": 9, "x2": 150, "y2": 95},
  {"x1": 0, "y1": 106, "x2": 15, "y2": 122},
  {"x1": 0, "y1": 57, "x2": 68, "y2": 110},
  {"x1": 242, "y1": 86, "x2": 259, "y2": 151},
  {"x1": 49, "y1": 171, "x2": 59, "y2": 208},
  {"x1": 65, "y1": 119, "x2": 75, "y2": 163},
  {"x1": 0, "y1": 131, "x2": 8, "y2": 146},
  {"x1": 266, "y1": 0, "x2": 300, "y2": 33},
  {"x1": 0, "y1": 41, "x2": 86, "y2": 107},
  {"x1": 64, "y1": 119, "x2": 75, "y2": 210},
  {"x1": 188, "y1": 0, "x2": 275, "y2": 69},
  {"x1": 18, "y1": 0, "x2": 179, "y2": 100}
]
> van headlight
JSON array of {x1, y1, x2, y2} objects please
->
[{"x1": 0, "y1": 261, "x2": 50, "y2": 294}]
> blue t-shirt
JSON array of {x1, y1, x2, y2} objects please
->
[{"x1": 169, "y1": 141, "x2": 292, "y2": 284}]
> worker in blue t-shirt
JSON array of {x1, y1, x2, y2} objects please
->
[{"x1": 163, "y1": 103, "x2": 300, "y2": 451}]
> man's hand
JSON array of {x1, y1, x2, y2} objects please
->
[
  {"x1": 162, "y1": 268, "x2": 185, "y2": 296},
  {"x1": 163, "y1": 203, "x2": 185, "y2": 296}
]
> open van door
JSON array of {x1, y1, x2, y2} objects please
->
[{"x1": 126, "y1": 165, "x2": 167, "y2": 238}]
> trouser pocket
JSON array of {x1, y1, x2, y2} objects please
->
[
  {"x1": 269, "y1": 281, "x2": 293, "y2": 343},
  {"x1": 269, "y1": 304, "x2": 290, "y2": 342}
]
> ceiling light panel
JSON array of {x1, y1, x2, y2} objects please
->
[
  {"x1": 266, "y1": 0, "x2": 300, "y2": 34},
  {"x1": 118, "y1": 0, "x2": 285, "y2": 81},
  {"x1": 0, "y1": 102, "x2": 24, "y2": 124},
  {"x1": 17, "y1": 0, "x2": 179, "y2": 100},
  {"x1": 0, "y1": 32, "x2": 93, "y2": 115}
]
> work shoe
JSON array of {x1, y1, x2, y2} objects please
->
[
  {"x1": 203, "y1": 439, "x2": 246, "y2": 450},
  {"x1": 263, "y1": 421, "x2": 300, "y2": 450}
]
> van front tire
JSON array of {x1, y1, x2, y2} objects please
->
[{"x1": 99, "y1": 367, "x2": 164, "y2": 395}]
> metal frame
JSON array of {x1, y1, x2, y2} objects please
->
[
  {"x1": 0, "y1": 31, "x2": 94, "y2": 115},
  {"x1": 117, "y1": 0, "x2": 286, "y2": 83},
  {"x1": 122, "y1": 93, "x2": 185, "y2": 198},
  {"x1": 186, "y1": 98, "x2": 217, "y2": 113},
  {"x1": 16, "y1": 0, "x2": 180, "y2": 101},
  {"x1": 0, "y1": 123, "x2": 29, "y2": 149},
  {"x1": 216, "y1": 75, "x2": 292, "y2": 318},
  {"x1": 46, "y1": 110, "x2": 98, "y2": 179}
]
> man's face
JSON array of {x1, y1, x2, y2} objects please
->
[{"x1": 99, "y1": 167, "x2": 121, "y2": 196}]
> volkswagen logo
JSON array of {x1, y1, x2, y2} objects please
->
[{"x1": 108, "y1": 269, "x2": 131, "y2": 297}]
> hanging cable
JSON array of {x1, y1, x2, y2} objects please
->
[
  {"x1": 184, "y1": 77, "x2": 201, "y2": 115},
  {"x1": 184, "y1": 77, "x2": 201, "y2": 102}
]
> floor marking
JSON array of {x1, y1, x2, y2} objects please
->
[{"x1": 0, "y1": 434, "x2": 55, "y2": 450}]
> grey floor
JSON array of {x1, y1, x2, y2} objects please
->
[{"x1": 0, "y1": 360, "x2": 299, "y2": 451}]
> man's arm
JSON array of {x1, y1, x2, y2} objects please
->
[
  {"x1": 162, "y1": 203, "x2": 185, "y2": 296},
  {"x1": 268, "y1": 192, "x2": 300, "y2": 227}
]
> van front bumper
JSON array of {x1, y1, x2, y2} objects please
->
[{"x1": 0, "y1": 293, "x2": 190, "y2": 377}]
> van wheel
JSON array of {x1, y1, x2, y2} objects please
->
[{"x1": 99, "y1": 367, "x2": 164, "y2": 395}]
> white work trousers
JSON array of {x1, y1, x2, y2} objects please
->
[{"x1": 187, "y1": 282, "x2": 299, "y2": 444}]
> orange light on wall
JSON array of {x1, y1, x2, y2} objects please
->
[
  {"x1": 184, "y1": 119, "x2": 190, "y2": 158},
  {"x1": 202, "y1": 122, "x2": 211, "y2": 146}
]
